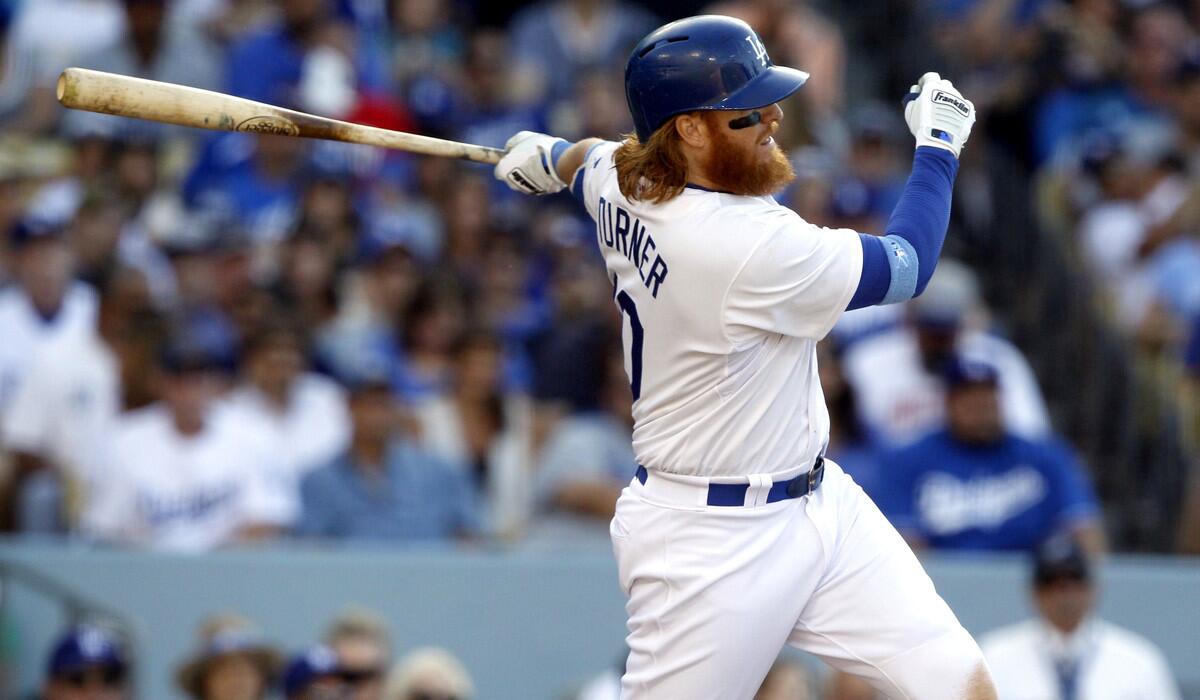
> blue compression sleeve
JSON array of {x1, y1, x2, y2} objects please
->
[{"x1": 846, "y1": 146, "x2": 960, "y2": 309}]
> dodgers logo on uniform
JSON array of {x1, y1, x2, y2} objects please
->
[{"x1": 745, "y1": 35, "x2": 768, "y2": 67}]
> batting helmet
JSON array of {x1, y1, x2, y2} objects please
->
[{"x1": 625, "y1": 15, "x2": 810, "y2": 142}]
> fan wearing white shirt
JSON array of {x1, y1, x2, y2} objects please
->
[
  {"x1": 980, "y1": 537, "x2": 1181, "y2": 700},
  {"x1": 0, "y1": 218, "x2": 97, "y2": 531},
  {"x1": 1, "y1": 270, "x2": 134, "y2": 532},
  {"x1": 82, "y1": 335, "x2": 293, "y2": 551},
  {"x1": 221, "y1": 318, "x2": 351, "y2": 518}
]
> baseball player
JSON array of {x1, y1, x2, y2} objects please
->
[{"x1": 494, "y1": 14, "x2": 993, "y2": 700}]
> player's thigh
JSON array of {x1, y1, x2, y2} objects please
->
[
  {"x1": 612, "y1": 490, "x2": 822, "y2": 700},
  {"x1": 787, "y1": 471, "x2": 988, "y2": 700}
]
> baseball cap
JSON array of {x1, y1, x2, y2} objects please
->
[
  {"x1": 1032, "y1": 535, "x2": 1092, "y2": 586},
  {"x1": 46, "y1": 625, "x2": 128, "y2": 679},
  {"x1": 8, "y1": 217, "x2": 66, "y2": 249},
  {"x1": 281, "y1": 645, "x2": 342, "y2": 697},
  {"x1": 942, "y1": 357, "x2": 999, "y2": 389}
]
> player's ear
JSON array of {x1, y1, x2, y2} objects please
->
[{"x1": 674, "y1": 113, "x2": 708, "y2": 149}]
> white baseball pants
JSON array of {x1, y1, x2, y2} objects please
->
[{"x1": 610, "y1": 459, "x2": 988, "y2": 699}]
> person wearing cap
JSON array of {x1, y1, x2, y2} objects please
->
[
  {"x1": 42, "y1": 625, "x2": 129, "y2": 700},
  {"x1": 281, "y1": 645, "x2": 349, "y2": 700},
  {"x1": 80, "y1": 331, "x2": 294, "y2": 551},
  {"x1": 873, "y1": 357, "x2": 1105, "y2": 553},
  {"x1": 841, "y1": 258, "x2": 1050, "y2": 448},
  {"x1": 176, "y1": 614, "x2": 283, "y2": 700},
  {"x1": 979, "y1": 537, "x2": 1180, "y2": 699},
  {"x1": 296, "y1": 371, "x2": 482, "y2": 542}
]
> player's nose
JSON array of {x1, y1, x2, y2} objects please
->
[{"x1": 763, "y1": 102, "x2": 784, "y2": 125}]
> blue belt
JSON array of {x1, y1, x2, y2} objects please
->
[{"x1": 634, "y1": 457, "x2": 825, "y2": 507}]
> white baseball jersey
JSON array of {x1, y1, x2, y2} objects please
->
[
  {"x1": 576, "y1": 142, "x2": 863, "y2": 477},
  {"x1": 981, "y1": 618, "x2": 1180, "y2": 700},
  {"x1": 82, "y1": 404, "x2": 294, "y2": 552},
  {"x1": 0, "y1": 283, "x2": 97, "y2": 418},
  {"x1": 1, "y1": 330, "x2": 119, "y2": 483}
]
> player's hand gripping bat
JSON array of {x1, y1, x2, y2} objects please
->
[{"x1": 56, "y1": 67, "x2": 504, "y2": 165}]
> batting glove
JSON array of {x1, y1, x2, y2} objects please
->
[
  {"x1": 494, "y1": 131, "x2": 569, "y2": 196},
  {"x1": 903, "y1": 72, "x2": 975, "y2": 158}
]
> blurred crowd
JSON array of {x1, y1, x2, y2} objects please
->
[{"x1": 0, "y1": 0, "x2": 1198, "y2": 556}]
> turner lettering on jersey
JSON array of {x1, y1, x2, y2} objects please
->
[{"x1": 597, "y1": 196, "x2": 669, "y2": 298}]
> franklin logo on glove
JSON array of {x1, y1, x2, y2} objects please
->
[{"x1": 932, "y1": 91, "x2": 971, "y2": 117}]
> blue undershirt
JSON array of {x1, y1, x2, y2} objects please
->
[{"x1": 847, "y1": 146, "x2": 960, "y2": 310}]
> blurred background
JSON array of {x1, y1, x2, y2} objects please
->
[{"x1": 0, "y1": 0, "x2": 1197, "y2": 698}]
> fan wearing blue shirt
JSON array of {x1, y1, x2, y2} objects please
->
[
  {"x1": 297, "y1": 376, "x2": 482, "y2": 542},
  {"x1": 875, "y1": 359, "x2": 1105, "y2": 553}
]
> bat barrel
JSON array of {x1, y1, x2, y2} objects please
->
[{"x1": 56, "y1": 67, "x2": 505, "y2": 165}]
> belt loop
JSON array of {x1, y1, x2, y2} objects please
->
[{"x1": 746, "y1": 474, "x2": 771, "y2": 507}]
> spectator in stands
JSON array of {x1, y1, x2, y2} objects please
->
[
  {"x1": 42, "y1": 625, "x2": 129, "y2": 700},
  {"x1": 222, "y1": 317, "x2": 351, "y2": 516},
  {"x1": 323, "y1": 609, "x2": 391, "y2": 700},
  {"x1": 176, "y1": 614, "x2": 283, "y2": 700},
  {"x1": 61, "y1": 0, "x2": 221, "y2": 139},
  {"x1": 315, "y1": 233, "x2": 420, "y2": 390},
  {"x1": 874, "y1": 358, "x2": 1105, "y2": 553},
  {"x1": 383, "y1": 647, "x2": 474, "y2": 700},
  {"x1": 82, "y1": 333, "x2": 294, "y2": 551},
  {"x1": 281, "y1": 645, "x2": 348, "y2": 700},
  {"x1": 296, "y1": 373, "x2": 481, "y2": 542},
  {"x1": 842, "y1": 259, "x2": 1049, "y2": 447},
  {"x1": 394, "y1": 274, "x2": 468, "y2": 400},
  {"x1": 0, "y1": 218, "x2": 96, "y2": 417},
  {"x1": 415, "y1": 330, "x2": 534, "y2": 539},
  {"x1": 1, "y1": 272, "x2": 138, "y2": 533},
  {"x1": 507, "y1": 0, "x2": 656, "y2": 108},
  {"x1": 980, "y1": 536, "x2": 1181, "y2": 699},
  {"x1": 530, "y1": 350, "x2": 634, "y2": 544},
  {"x1": 754, "y1": 658, "x2": 813, "y2": 700}
]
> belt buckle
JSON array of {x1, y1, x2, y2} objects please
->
[{"x1": 785, "y1": 457, "x2": 824, "y2": 499}]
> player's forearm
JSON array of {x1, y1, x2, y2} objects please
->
[
  {"x1": 847, "y1": 147, "x2": 959, "y2": 309},
  {"x1": 885, "y1": 147, "x2": 959, "y2": 294},
  {"x1": 554, "y1": 137, "x2": 605, "y2": 184}
]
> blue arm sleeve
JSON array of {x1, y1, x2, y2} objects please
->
[{"x1": 846, "y1": 146, "x2": 960, "y2": 309}]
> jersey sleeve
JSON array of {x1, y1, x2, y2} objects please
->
[
  {"x1": 724, "y1": 217, "x2": 864, "y2": 342},
  {"x1": 572, "y1": 141, "x2": 620, "y2": 220}
]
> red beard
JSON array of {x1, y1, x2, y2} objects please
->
[{"x1": 701, "y1": 114, "x2": 796, "y2": 196}]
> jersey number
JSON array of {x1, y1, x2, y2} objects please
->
[{"x1": 616, "y1": 290, "x2": 643, "y2": 400}]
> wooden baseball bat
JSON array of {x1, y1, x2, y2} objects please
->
[{"x1": 56, "y1": 67, "x2": 504, "y2": 165}]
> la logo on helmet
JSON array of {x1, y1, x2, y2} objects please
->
[{"x1": 745, "y1": 35, "x2": 768, "y2": 67}]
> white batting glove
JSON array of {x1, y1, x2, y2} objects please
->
[
  {"x1": 494, "y1": 131, "x2": 569, "y2": 196},
  {"x1": 903, "y1": 72, "x2": 976, "y2": 158}
]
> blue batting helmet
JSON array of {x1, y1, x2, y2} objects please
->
[{"x1": 624, "y1": 15, "x2": 810, "y2": 142}]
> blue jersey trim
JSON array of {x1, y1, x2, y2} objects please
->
[
  {"x1": 880, "y1": 234, "x2": 919, "y2": 304},
  {"x1": 848, "y1": 234, "x2": 889, "y2": 310},
  {"x1": 571, "y1": 165, "x2": 587, "y2": 206}
]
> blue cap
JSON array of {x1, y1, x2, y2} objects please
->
[
  {"x1": 282, "y1": 645, "x2": 342, "y2": 697},
  {"x1": 942, "y1": 357, "x2": 999, "y2": 388},
  {"x1": 8, "y1": 217, "x2": 66, "y2": 248},
  {"x1": 47, "y1": 626, "x2": 127, "y2": 677},
  {"x1": 625, "y1": 15, "x2": 809, "y2": 142}
]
